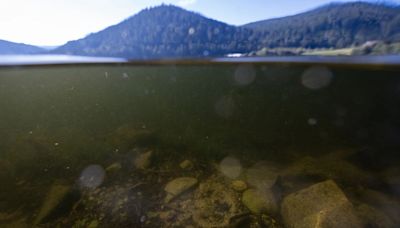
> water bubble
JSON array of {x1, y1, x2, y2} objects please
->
[
  {"x1": 219, "y1": 156, "x2": 242, "y2": 179},
  {"x1": 301, "y1": 66, "x2": 333, "y2": 90},
  {"x1": 215, "y1": 96, "x2": 235, "y2": 118},
  {"x1": 79, "y1": 165, "x2": 105, "y2": 189},
  {"x1": 308, "y1": 118, "x2": 318, "y2": 126},
  {"x1": 188, "y1": 27, "x2": 195, "y2": 35},
  {"x1": 234, "y1": 65, "x2": 256, "y2": 86}
]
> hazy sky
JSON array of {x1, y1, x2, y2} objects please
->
[{"x1": 0, "y1": 0, "x2": 398, "y2": 46}]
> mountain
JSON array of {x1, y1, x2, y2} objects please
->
[
  {"x1": 243, "y1": 2, "x2": 400, "y2": 48},
  {"x1": 53, "y1": 5, "x2": 258, "y2": 59},
  {"x1": 0, "y1": 39, "x2": 44, "y2": 54},
  {"x1": 51, "y1": 2, "x2": 400, "y2": 58}
]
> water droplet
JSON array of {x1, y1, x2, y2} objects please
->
[
  {"x1": 234, "y1": 65, "x2": 256, "y2": 86},
  {"x1": 301, "y1": 66, "x2": 333, "y2": 90},
  {"x1": 188, "y1": 27, "x2": 195, "y2": 35}
]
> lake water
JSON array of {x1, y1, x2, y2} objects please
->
[{"x1": 0, "y1": 57, "x2": 399, "y2": 227}]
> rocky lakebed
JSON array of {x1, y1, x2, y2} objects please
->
[{"x1": 0, "y1": 124, "x2": 399, "y2": 228}]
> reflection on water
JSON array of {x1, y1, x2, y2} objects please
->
[
  {"x1": 0, "y1": 55, "x2": 125, "y2": 65},
  {"x1": 0, "y1": 62, "x2": 399, "y2": 227}
]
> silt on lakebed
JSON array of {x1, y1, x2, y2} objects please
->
[{"x1": 0, "y1": 58, "x2": 399, "y2": 227}]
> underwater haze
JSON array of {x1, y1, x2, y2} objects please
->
[{"x1": 0, "y1": 61, "x2": 399, "y2": 227}]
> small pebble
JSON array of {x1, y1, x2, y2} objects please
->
[
  {"x1": 231, "y1": 180, "x2": 247, "y2": 192},
  {"x1": 179, "y1": 160, "x2": 194, "y2": 170}
]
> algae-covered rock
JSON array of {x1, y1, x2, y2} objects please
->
[
  {"x1": 105, "y1": 162, "x2": 122, "y2": 173},
  {"x1": 179, "y1": 160, "x2": 194, "y2": 170},
  {"x1": 281, "y1": 180, "x2": 362, "y2": 228},
  {"x1": 107, "y1": 124, "x2": 155, "y2": 151},
  {"x1": 164, "y1": 177, "x2": 198, "y2": 203},
  {"x1": 133, "y1": 150, "x2": 153, "y2": 169},
  {"x1": 87, "y1": 219, "x2": 99, "y2": 228},
  {"x1": 193, "y1": 178, "x2": 242, "y2": 227},
  {"x1": 245, "y1": 161, "x2": 280, "y2": 190},
  {"x1": 282, "y1": 155, "x2": 376, "y2": 187},
  {"x1": 231, "y1": 180, "x2": 247, "y2": 192},
  {"x1": 34, "y1": 182, "x2": 79, "y2": 224},
  {"x1": 242, "y1": 188, "x2": 277, "y2": 214}
]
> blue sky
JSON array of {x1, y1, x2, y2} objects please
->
[{"x1": 0, "y1": 0, "x2": 398, "y2": 46}]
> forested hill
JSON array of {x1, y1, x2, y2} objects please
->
[
  {"x1": 0, "y1": 39, "x2": 44, "y2": 55},
  {"x1": 49, "y1": 2, "x2": 400, "y2": 58},
  {"x1": 52, "y1": 5, "x2": 258, "y2": 59},
  {"x1": 243, "y1": 2, "x2": 400, "y2": 48}
]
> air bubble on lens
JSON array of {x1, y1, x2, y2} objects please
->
[
  {"x1": 301, "y1": 66, "x2": 333, "y2": 90},
  {"x1": 79, "y1": 164, "x2": 105, "y2": 189},
  {"x1": 234, "y1": 65, "x2": 256, "y2": 86},
  {"x1": 308, "y1": 118, "x2": 318, "y2": 126},
  {"x1": 219, "y1": 156, "x2": 242, "y2": 179}
]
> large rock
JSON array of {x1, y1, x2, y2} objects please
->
[
  {"x1": 281, "y1": 180, "x2": 362, "y2": 228},
  {"x1": 242, "y1": 188, "x2": 277, "y2": 214},
  {"x1": 164, "y1": 177, "x2": 198, "y2": 203}
]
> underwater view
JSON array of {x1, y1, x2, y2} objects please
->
[{"x1": 0, "y1": 60, "x2": 399, "y2": 227}]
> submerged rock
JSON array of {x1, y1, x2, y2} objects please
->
[
  {"x1": 179, "y1": 160, "x2": 194, "y2": 170},
  {"x1": 164, "y1": 177, "x2": 198, "y2": 203},
  {"x1": 282, "y1": 155, "x2": 376, "y2": 188},
  {"x1": 107, "y1": 124, "x2": 155, "y2": 151},
  {"x1": 34, "y1": 182, "x2": 79, "y2": 224},
  {"x1": 242, "y1": 188, "x2": 277, "y2": 214},
  {"x1": 245, "y1": 161, "x2": 280, "y2": 190},
  {"x1": 231, "y1": 180, "x2": 247, "y2": 192},
  {"x1": 192, "y1": 178, "x2": 242, "y2": 227},
  {"x1": 281, "y1": 180, "x2": 362, "y2": 228},
  {"x1": 133, "y1": 150, "x2": 153, "y2": 170},
  {"x1": 158, "y1": 176, "x2": 244, "y2": 227},
  {"x1": 105, "y1": 162, "x2": 122, "y2": 173},
  {"x1": 79, "y1": 182, "x2": 145, "y2": 226}
]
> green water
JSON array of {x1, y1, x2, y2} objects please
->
[{"x1": 0, "y1": 63, "x2": 399, "y2": 227}]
